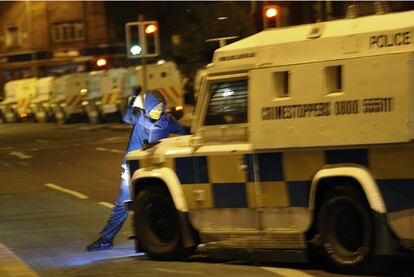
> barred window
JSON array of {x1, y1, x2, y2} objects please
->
[
  {"x1": 52, "y1": 22, "x2": 84, "y2": 43},
  {"x1": 204, "y1": 78, "x2": 248, "y2": 125}
]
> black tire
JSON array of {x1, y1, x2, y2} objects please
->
[
  {"x1": 134, "y1": 185, "x2": 192, "y2": 260},
  {"x1": 317, "y1": 187, "x2": 374, "y2": 273}
]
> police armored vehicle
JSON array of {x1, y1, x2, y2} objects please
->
[{"x1": 125, "y1": 11, "x2": 414, "y2": 273}]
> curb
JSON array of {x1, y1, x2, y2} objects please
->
[{"x1": 0, "y1": 243, "x2": 38, "y2": 277}]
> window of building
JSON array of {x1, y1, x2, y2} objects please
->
[
  {"x1": 52, "y1": 22, "x2": 84, "y2": 43},
  {"x1": 5, "y1": 26, "x2": 20, "y2": 48},
  {"x1": 273, "y1": 71, "x2": 290, "y2": 98},
  {"x1": 326, "y1": 65, "x2": 343, "y2": 93},
  {"x1": 204, "y1": 78, "x2": 248, "y2": 126}
]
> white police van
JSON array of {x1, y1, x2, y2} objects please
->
[{"x1": 125, "y1": 10, "x2": 414, "y2": 273}]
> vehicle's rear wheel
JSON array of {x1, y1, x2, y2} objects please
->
[
  {"x1": 134, "y1": 185, "x2": 193, "y2": 260},
  {"x1": 317, "y1": 186, "x2": 374, "y2": 273}
]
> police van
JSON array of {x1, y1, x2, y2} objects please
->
[
  {"x1": 137, "y1": 61, "x2": 185, "y2": 119},
  {"x1": 14, "y1": 78, "x2": 37, "y2": 121},
  {"x1": 50, "y1": 72, "x2": 88, "y2": 124},
  {"x1": 33, "y1": 77, "x2": 54, "y2": 123},
  {"x1": 85, "y1": 70, "x2": 107, "y2": 123},
  {"x1": 125, "y1": 11, "x2": 414, "y2": 273},
  {"x1": 0, "y1": 79, "x2": 20, "y2": 123}
]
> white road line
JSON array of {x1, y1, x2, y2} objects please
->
[
  {"x1": 0, "y1": 146, "x2": 15, "y2": 151},
  {"x1": 99, "y1": 202, "x2": 115, "y2": 209},
  {"x1": 78, "y1": 125, "x2": 104, "y2": 130},
  {"x1": 260, "y1": 267, "x2": 315, "y2": 277},
  {"x1": 35, "y1": 139, "x2": 49, "y2": 143},
  {"x1": 0, "y1": 161, "x2": 10, "y2": 167},
  {"x1": 154, "y1": 268, "x2": 203, "y2": 275},
  {"x1": 95, "y1": 147, "x2": 124, "y2": 154},
  {"x1": 102, "y1": 136, "x2": 125, "y2": 142},
  {"x1": 44, "y1": 183, "x2": 89, "y2": 199},
  {"x1": 9, "y1": 151, "x2": 33, "y2": 159}
]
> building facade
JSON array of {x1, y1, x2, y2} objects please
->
[{"x1": 0, "y1": 1, "x2": 124, "y2": 96}]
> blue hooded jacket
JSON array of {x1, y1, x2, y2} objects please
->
[{"x1": 122, "y1": 90, "x2": 188, "y2": 158}]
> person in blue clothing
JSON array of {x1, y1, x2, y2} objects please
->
[{"x1": 86, "y1": 89, "x2": 189, "y2": 251}]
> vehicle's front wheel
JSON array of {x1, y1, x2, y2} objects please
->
[
  {"x1": 134, "y1": 185, "x2": 192, "y2": 260},
  {"x1": 317, "y1": 186, "x2": 374, "y2": 273}
]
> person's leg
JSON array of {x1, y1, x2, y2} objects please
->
[
  {"x1": 100, "y1": 168, "x2": 131, "y2": 241},
  {"x1": 87, "y1": 163, "x2": 131, "y2": 251}
]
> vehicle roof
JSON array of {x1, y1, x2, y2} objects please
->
[{"x1": 212, "y1": 10, "x2": 414, "y2": 68}]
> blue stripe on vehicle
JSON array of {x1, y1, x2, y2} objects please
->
[
  {"x1": 245, "y1": 154, "x2": 255, "y2": 182},
  {"x1": 213, "y1": 183, "x2": 247, "y2": 208},
  {"x1": 376, "y1": 179, "x2": 414, "y2": 212},
  {"x1": 175, "y1": 156, "x2": 208, "y2": 184},
  {"x1": 325, "y1": 149, "x2": 369, "y2": 167},
  {"x1": 287, "y1": 181, "x2": 311, "y2": 207},
  {"x1": 257, "y1": 152, "x2": 284, "y2": 182},
  {"x1": 195, "y1": 156, "x2": 209, "y2": 183}
]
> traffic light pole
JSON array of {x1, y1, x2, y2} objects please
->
[{"x1": 139, "y1": 14, "x2": 148, "y2": 94}]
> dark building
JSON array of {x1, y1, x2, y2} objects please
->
[{"x1": 0, "y1": 1, "x2": 125, "y2": 96}]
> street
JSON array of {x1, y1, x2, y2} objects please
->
[{"x1": 0, "y1": 123, "x2": 412, "y2": 277}]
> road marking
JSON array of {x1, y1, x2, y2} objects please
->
[
  {"x1": 78, "y1": 125, "x2": 104, "y2": 130},
  {"x1": 0, "y1": 161, "x2": 10, "y2": 167},
  {"x1": 44, "y1": 183, "x2": 89, "y2": 199},
  {"x1": 96, "y1": 147, "x2": 124, "y2": 154},
  {"x1": 102, "y1": 136, "x2": 125, "y2": 142},
  {"x1": 260, "y1": 267, "x2": 315, "y2": 277},
  {"x1": 8, "y1": 151, "x2": 33, "y2": 159},
  {"x1": 35, "y1": 139, "x2": 49, "y2": 143},
  {"x1": 0, "y1": 146, "x2": 15, "y2": 151},
  {"x1": 154, "y1": 268, "x2": 203, "y2": 275},
  {"x1": 99, "y1": 202, "x2": 115, "y2": 209}
]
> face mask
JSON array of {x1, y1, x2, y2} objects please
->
[{"x1": 148, "y1": 103, "x2": 164, "y2": 120}]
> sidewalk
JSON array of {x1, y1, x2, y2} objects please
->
[{"x1": 0, "y1": 243, "x2": 38, "y2": 276}]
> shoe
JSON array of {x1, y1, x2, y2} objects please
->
[{"x1": 86, "y1": 237, "x2": 113, "y2": 251}]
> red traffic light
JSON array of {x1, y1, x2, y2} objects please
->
[{"x1": 145, "y1": 24, "x2": 158, "y2": 34}]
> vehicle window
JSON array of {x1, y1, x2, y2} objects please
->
[
  {"x1": 326, "y1": 65, "x2": 342, "y2": 93},
  {"x1": 204, "y1": 78, "x2": 248, "y2": 125}
]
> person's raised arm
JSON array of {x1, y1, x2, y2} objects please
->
[{"x1": 123, "y1": 87, "x2": 143, "y2": 125}]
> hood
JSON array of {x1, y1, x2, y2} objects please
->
[{"x1": 144, "y1": 90, "x2": 167, "y2": 114}]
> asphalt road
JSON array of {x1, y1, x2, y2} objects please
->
[{"x1": 0, "y1": 123, "x2": 412, "y2": 277}]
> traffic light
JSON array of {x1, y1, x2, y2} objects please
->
[
  {"x1": 125, "y1": 21, "x2": 160, "y2": 58},
  {"x1": 263, "y1": 5, "x2": 279, "y2": 29},
  {"x1": 143, "y1": 22, "x2": 160, "y2": 56}
]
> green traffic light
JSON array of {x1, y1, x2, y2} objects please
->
[{"x1": 130, "y1": 45, "x2": 142, "y2": 55}]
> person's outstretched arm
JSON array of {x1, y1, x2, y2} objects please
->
[{"x1": 167, "y1": 114, "x2": 190, "y2": 135}]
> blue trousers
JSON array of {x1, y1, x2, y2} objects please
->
[{"x1": 100, "y1": 163, "x2": 131, "y2": 242}]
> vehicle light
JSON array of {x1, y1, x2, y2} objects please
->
[
  {"x1": 20, "y1": 112, "x2": 28, "y2": 118},
  {"x1": 175, "y1": 105, "x2": 184, "y2": 111},
  {"x1": 80, "y1": 88, "x2": 88, "y2": 95}
]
